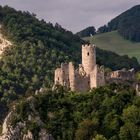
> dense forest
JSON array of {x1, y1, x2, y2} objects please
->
[
  {"x1": 98, "y1": 5, "x2": 140, "y2": 42},
  {"x1": 0, "y1": 5, "x2": 138, "y2": 129},
  {"x1": 76, "y1": 26, "x2": 96, "y2": 37},
  {"x1": 11, "y1": 84, "x2": 140, "y2": 140}
]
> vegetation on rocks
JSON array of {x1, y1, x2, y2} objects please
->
[{"x1": 9, "y1": 84, "x2": 140, "y2": 140}]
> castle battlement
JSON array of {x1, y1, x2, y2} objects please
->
[{"x1": 82, "y1": 44, "x2": 96, "y2": 49}]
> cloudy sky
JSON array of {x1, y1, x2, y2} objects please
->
[{"x1": 0, "y1": 0, "x2": 140, "y2": 33}]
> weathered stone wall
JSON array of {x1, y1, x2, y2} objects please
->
[
  {"x1": 69, "y1": 62, "x2": 75, "y2": 91},
  {"x1": 82, "y1": 44, "x2": 96, "y2": 75},
  {"x1": 75, "y1": 72, "x2": 90, "y2": 92},
  {"x1": 54, "y1": 63, "x2": 70, "y2": 88},
  {"x1": 54, "y1": 68, "x2": 63, "y2": 85},
  {"x1": 61, "y1": 63, "x2": 70, "y2": 87},
  {"x1": 107, "y1": 68, "x2": 135, "y2": 82},
  {"x1": 90, "y1": 65, "x2": 105, "y2": 88}
]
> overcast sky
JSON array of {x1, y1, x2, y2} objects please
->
[{"x1": 0, "y1": 0, "x2": 140, "y2": 33}]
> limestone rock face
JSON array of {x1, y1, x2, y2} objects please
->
[
  {"x1": 23, "y1": 131, "x2": 34, "y2": 140},
  {"x1": 0, "y1": 25, "x2": 12, "y2": 58},
  {"x1": 0, "y1": 96, "x2": 54, "y2": 140},
  {"x1": 0, "y1": 111, "x2": 25, "y2": 140}
]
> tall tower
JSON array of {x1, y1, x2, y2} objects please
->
[{"x1": 82, "y1": 44, "x2": 96, "y2": 75}]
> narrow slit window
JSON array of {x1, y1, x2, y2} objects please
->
[{"x1": 87, "y1": 52, "x2": 89, "y2": 56}]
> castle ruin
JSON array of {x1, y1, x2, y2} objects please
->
[{"x1": 54, "y1": 44, "x2": 135, "y2": 92}]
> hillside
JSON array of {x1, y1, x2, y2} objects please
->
[
  {"x1": 0, "y1": 84, "x2": 140, "y2": 140},
  {"x1": 76, "y1": 26, "x2": 96, "y2": 38},
  {"x1": 84, "y1": 31, "x2": 140, "y2": 63},
  {"x1": 98, "y1": 5, "x2": 140, "y2": 42},
  {"x1": 0, "y1": 5, "x2": 138, "y2": 126}
]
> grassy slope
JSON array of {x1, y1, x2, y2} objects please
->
[{"x1": 84, "y1": 31, "x2": 140, "y2": 62}]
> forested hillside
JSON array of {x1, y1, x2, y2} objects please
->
[
  {"x1": 6, "y1": 84, "x2": 140, "y2": 140},
  {"x1": 76, "y1": 26, "x2": 96, "y2": 37},
  {"x1": 0, "y1": 5, "x2": 139, "y2": 122},
  {"x1": 98, "y1": 5, "x2": 140, "y2": 42}
]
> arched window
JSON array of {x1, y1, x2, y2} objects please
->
[{"x1": 87, "y1": 52, "x2": 89, "y2": 56}]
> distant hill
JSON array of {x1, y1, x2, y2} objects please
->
[
  {"x1": 76, "y1": 26, "x2": 96, "y2": 37},
  {"x1": 98, "y1": 5, "x2": 140, "y2": 42},
  {"x1": 84, "y1": 31, "x2": 140, "y2": 62}
]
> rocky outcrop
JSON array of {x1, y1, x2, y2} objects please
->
[
  {"x1": 0, "y1": 110, "x2": 26, "y2": 139},
  {"x1": 0, "y1": 96, "x2": 54, "y2": 140},
  {"x1": 0, "y1": 25, "x2": 12, "y2": 58}
]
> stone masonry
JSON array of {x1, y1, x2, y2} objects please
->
[{"x1": 54, "y1": 44, "x2": 135, "y2": 92}]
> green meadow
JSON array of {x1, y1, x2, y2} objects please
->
[{"x1": 84, "y1": 31, "x2": 140, "y2": 63}]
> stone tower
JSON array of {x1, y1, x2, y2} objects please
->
[{"x1": 82, "y1": 44, "x2": 96, "y2": 75}]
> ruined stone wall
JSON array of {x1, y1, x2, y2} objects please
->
[
  {"x1": 54, "y1": 63, "x2": 70, "y2": 88},
  {"x1": 75, "y1": 72, "x2": 90, "y2": 92},
  {"x1": 90, "y1": 70, "x2": 96, "y2": 88},
  {"x1": 90, "y1": 65, "x2": 105, "y2": 88},
  {"x1": 61, "y1": 63, "x2": 70, "y2": 87},
  {"x1": 82, "y1": 44, "x2": 96, "y2": 75},
  {"x1": 54, "y1": 62, "x2": 90, "y2": 92},
  {"x1": 54, "y1": 68, "x2": 63, "y2": 85},
  {"x1": 69, "y1": 62, "x2": 75, "y2": 91},
  {"x1": 109, "y1": 68, "x2": 135, "y2": 82}
]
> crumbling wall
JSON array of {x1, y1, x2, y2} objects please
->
[
  {"x1": 90, "y1": 65, "x2": 105, "y2": 88},
  {"x1": 75, "y1": 72, "x2": 90, "y2": 92},
  {"x1": 54, "y1": 63, "x2": 70, "y2": 88},
  {"x1": 54, "y1": 68, "x2": 63, "y2": 85},
  {"x1": 61, "y1": 63, "x2": 70, "y2": 87},
  {"x1": 69, "y1": 62, "x2": 75, "y2": 91},
  {"x1": 109, "y1": 68, "x2": 135, "y2": 82}
]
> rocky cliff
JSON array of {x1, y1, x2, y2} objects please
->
[
  {"x1": 0, "y1": 96, "x2": 54, "y2": 140},
  {"x1": 0, "y1": 25, "x2": 12, "y2": 58}
]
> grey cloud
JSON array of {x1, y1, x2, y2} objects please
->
[{"x1": 0, "y1": 0, "x2": 140, "y2": 32}]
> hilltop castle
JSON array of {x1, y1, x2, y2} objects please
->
[{"x1": 54, "y1": 44, "x2": 135, "y2": 92}]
